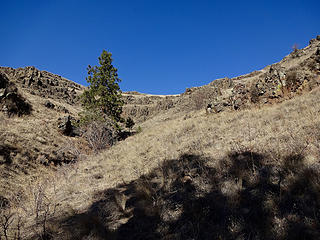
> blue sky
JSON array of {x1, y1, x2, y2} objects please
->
[{"x1": 1, "y1": 0, "x2": 319, "y2": 94}]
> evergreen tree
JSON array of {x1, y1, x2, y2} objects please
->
[{"x1": 81, "y1": 50, "x2": 124, "y2": 123}]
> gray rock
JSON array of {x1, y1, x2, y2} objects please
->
[
  {"x1": 316, "y1": 35, "x2": 320, "y2": 41},
  {"x1": 37, "y1": 154, "x2": 49, "y2": 166},
  {"x1": 0, "y1": 73, "x2": 9, "y2": 89},
  {"x1": 0, "y1": 89, "x2": 5, "y2": 98},
  {"x1": 0, "y1": 66, "x2": 83, "y2": 106},
  {"x1": 0, "y1": 155, "x2": 5, "y2": 164},
  {"x1": 58, "y1": 115, "x2": 73, "y2": 136},
  {"x1": 57, "y1": 105, "x2": 69, "y2": 113},
  {"x1": 0, "y1": 195, "x2": 9, "y2": 209},
  {"x1": 309, "y1": 39, "x2": 317, "y2": 45},
  {"x1": 184, "y1": 88, "x2": 193, "y2": 95},
  {"x1": 44, "y1": 100, "x2": 55, "y2": 109},
  {"x1": 58, "y1": 115, "x2": 79, "y2": 137},
  {"x1": 213, "y1": 103, "x2": 223, "y2": 113},
  {"x1": 234, "y1": 98, "x2": 243, "y2": 110},
  {"x1": 36, "y1": 136, "x2": 47, "y2": 144}
]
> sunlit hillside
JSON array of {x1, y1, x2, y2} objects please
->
[{"x1": 0, "y1": 36, "x2": 320, "y2": 239}]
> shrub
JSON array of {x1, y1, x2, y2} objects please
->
[
  {"x1": 82, "y1": 121, "x2": 117, "y2": 153},
  {"x1": 286, "y1": 71, "x2": 300, "y2": 91},
  {"x1": 250, "y1": 84, "x2": 260, "y2": 103},
  {"x1": 125, "y1": 117, "x2": 135, "y2": 131}
]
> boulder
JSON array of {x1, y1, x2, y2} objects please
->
[
  {"x1": 57, "y1": 105, "x2": 69, "y2": 113},
  {"x1": 213, "y1": 103, "x2": 223, "y2": 113},
  {"x1": 0, "y1": 195, "x2": 9, "y2": 209},
  {"x1": 0, "y1": 72, "x2": 8, "y2": 89},
  {"x1": 58, "y1": 115, "x2": 79, "y2": 136},
  {"x1": 0, "y1": 88, "x2": 5, "y2": 98},
  {"x1": 309, "y1": 39, "x2": 317, "y2": 45},
  {"x1": 58, "y1": 115, "x2": 73, "y2": 136},
  {"x1": 44, "y1": 100, "x2": 55, "y2": 109},
  {"x1": 0, "y1": 73, "x2": 32, "y2": 116},
  {"x1": 2, "y1": 91, "x2": 32, "y2": 116},
  {"x1": 184, "y1": 88, "x2": 193, "y2": 95}
]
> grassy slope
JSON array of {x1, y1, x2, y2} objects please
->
[
  {"x1": 20, "y1": 85, "x2": 319, "y2": 239},
  {"x1": 0, "y1": 87, "x2": 85, "y2": 194},
  {"x1": 1, "y1": 38, "x2": 320, "y2": 239},
  {"x1": 62, "y1": 85, "x2": 320, "y2": 204}
]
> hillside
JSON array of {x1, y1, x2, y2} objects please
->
[
  {"x1": 0, "y1": 35, "x2": 320, "y2": 239},
  {"x1": 0, "y1": 67, "x2": 88, "y2": 205},
  {"x1": 122, "y1": 37, "x2": 320, "y2": 124}
]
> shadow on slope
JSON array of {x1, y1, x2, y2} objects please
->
[{"x1": 52, "y1": 151, "x2": 320, "y2": 240}]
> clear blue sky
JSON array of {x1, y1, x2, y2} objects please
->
[{"x1": 1, "y1": 0, "x2": 319, "y2": 94}]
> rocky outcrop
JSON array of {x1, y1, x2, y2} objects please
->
[
  {"x1": 58, "y1": 115, "x2": 80, "y2": 137},
  {"x1": 0, "y1": 195, "x2": 9, "y2": 209},
  {"x1": 123, "y1": 35, "x2": 320, "y2": 121},
  {"x1": 0, "y1": 66, "x2": 83, "y2": 105},
  {"x1": 0, "y1": 72, "x2": 32, "y2": 116},
  {"x1": 44, "y1": 100, "x2": 55, "y2": 109}
]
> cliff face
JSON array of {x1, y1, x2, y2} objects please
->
[
  {"x1": 123, "y1": 36, "x2": 320, "y2": 122},
  {"x1": 0, "y1": 66, "x2": 83, "y2": 105}
]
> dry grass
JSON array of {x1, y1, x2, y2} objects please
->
[
  {"x1": 0, "y1": 89, "x2": 85, "y2": 239},
  {"x1": 0, "y1": 73, "x2": 86, "y2": 207},
  {"x1": 1, "y1": 41, "x2": 320, "y2": 238},
  {"x1": 2, "y1": 84, "x2": 318, "y2": 238}
]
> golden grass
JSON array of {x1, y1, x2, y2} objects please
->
[
  {"x1": 39, "y1": 85, "x2": 320, "y2": 219},
  {"x1": 1, "y1": 79, "x2": 320, "y2": 238}
]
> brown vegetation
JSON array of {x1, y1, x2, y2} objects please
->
[
  {"x1": 0, "y1": 83, "x2": 317, "y2": 239},
  {"x1": 0, "y1": 36, "x2": 320, "y2": 239}
]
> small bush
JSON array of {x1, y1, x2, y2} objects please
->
[
  {"x1": 286, "y1": 71, "x2": 300, "y2": 91},
  {"x1": 137, "y1": 126, "x2": 142, "y2": 133},
  {"x1": 250, "y1": 84, "x2": 260, "y2": 103},
  {"x1": 82, "y1": 121, "x2": 117, "y2": 153},
  {"x1": 125, "y1": 117, "x2": 135, "y2": 131}
]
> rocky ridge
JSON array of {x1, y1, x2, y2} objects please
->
[
  {"x1": 123, "y1": 36, "x2": 320, "y2": 122},
  {"x1": 0, "y1": 66, "x2": 83, "y2": 106}
]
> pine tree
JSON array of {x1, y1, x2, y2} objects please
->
[{"x1": 81, "y1": 50, "x2": 124, "y2": 123}]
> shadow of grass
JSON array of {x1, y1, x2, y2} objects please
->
[
  {"x1": 0, "y1": 144, "x2": 18, "y2": 164},
  {"x1": 50, "y1": 151, "x2": 320, "y2": 240}
]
